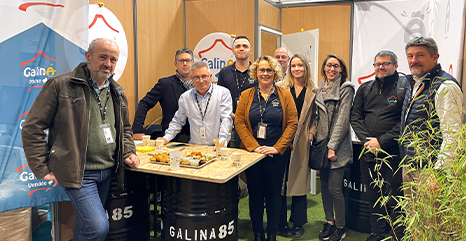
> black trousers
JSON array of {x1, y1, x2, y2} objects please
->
[
  {"x1": 360, "y1": 157, "x2": 403, "y2": 236},
  {"x1": 279, "y1": 163, "x2": 308, "y2": 227},
  {"x1": 246, "y1": 150, "x2": 290, "y2": 235}
]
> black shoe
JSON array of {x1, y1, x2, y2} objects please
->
[
  {"x1": 254, "y1": 232, "x2": 265, "y2": 241},
  {"x1": 278, "y1": 225, "x2": 293, "y2": 237},
  {"x1": 293, "y1": 226, "x2": 304, "y2": 238},
  {"x1": 366, "y1": 233, "x2": 385, "y2": 241},
  {"x1": 266, "y1": 233, "x2": 277, "y2": 241},
  {"x1": 329, "y1": 227, "x2": 346, "y2": 241},
  {"x1": 319, "y1": 223, "x2": 335, "y2": 240}
]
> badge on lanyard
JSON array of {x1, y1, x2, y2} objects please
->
[
  {"x1": 101, "y1": 123, "x2": 115, "y2": 144},
  {"x1": 200, "y1": 126, "x2": 206, "y2": 139},
  {"x1": 248, "y1": 77, "x2": 255, "y2": 84},
  {"x1": 272, "y1": 99, "x2": 280, "y2": 107},
  {"x1": 236, "y1": 97, "x2": 240, "y2": 107},
  {"x1": 257, "y1": 122, "x2": 267, "y2": 139}
]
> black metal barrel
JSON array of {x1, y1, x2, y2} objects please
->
[
  {"x1": 161, "y1": 176, "x2": 239, "y2": 241},
  {"x1": 105, "y1": 170, "x2": 150, "y2": 241},
  {"x1": 343, "y1": 143, "x2": 371, "y2": 234}
]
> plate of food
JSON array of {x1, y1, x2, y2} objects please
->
[{"x1": 149, "y1": 151, "x2": 216, "y2": 168}]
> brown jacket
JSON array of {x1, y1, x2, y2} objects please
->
[
  {"x1": 276, "y1": 81, "x2": 317, "y2": 196},
  {"x1": 21, "y1": 63, "x2": 135, "y2": 189},
  {"x1": 234, "y1": 85, "x2": 298, "y2": 155}
]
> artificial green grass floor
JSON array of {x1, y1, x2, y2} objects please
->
[{"x1": 151, "y1": 179, "x2": 368, "y2": 241}]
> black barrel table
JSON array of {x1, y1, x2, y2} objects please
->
[{"x1": 130, "y1": 143, "x2": 266, "y2": 241}]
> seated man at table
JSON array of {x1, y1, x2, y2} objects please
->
[{"x1": 158, "y1": 61, "x2": 233, "y2": 146}]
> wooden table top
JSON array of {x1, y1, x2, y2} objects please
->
[{"x1": 129, "y1": 143, "x2": 266, "y2": 184}]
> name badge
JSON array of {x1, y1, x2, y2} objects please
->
[
  {"x1": 236, "y1": 97, "x2": 240, "y2": 107},
  {"x1": 200, "y1": 126, "x2": 206, "y2": 139},
  {"x1": 101, "y1": 123, "x2": 114, "y2": 144},
  {"x1": 248, "y1": 77, "x2": 255, "y2": 84},
  {"x1": 272, "y1": 99, "x2": 280, "y2": 107},
  {"x1": 257, "y1": 122, "x2": 267, "y2": 139}
]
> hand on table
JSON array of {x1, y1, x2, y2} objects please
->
[
  {"x1": 156, "y1": 137, "x2": 168, "y2": 145},
  {"x1": 125, "y1": 154, "x2": 140, "y2": 168},
  {"x1": 133, "y1": 133, "x2": 144, "y2": 140}
]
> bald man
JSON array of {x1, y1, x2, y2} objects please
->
[{"x1": 274, "y1": 47, "x2": 290, "y2": 80}]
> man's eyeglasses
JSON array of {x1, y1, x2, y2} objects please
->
[
  {"x1": 373, "y1": 62, "x2": 393, "y2": 68},
  {"x1": 325, "y1": 64, "x2": 341, "y2": 70},
  {"x1": 258, "y1": 68, "x2": 274, "y2": 74},
  {"x1": 192, "y1": 75, "x2": 210, "y2": 81},
  {"x1": 274, "y1": 55, "x2": 289, "y2": 60},
  {"x1": 177, "y1": 59, "x2": 193, "y2": 64}
]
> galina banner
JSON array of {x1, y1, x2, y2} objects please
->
[{"x1": 0, "y1": 0, "x2": 88, "y2": 213}]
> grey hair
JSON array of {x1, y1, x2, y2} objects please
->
[
  {"x1": 190, "y1": 61, "x2": 210, "y2": 72},
  {"x1": 175, "y1": 48, "x2": 194, "y2": 61},
  {"x1": 88, "y1": 38, "x2": 117, "y2": 55},
  {"x1": 405, "y1": 36, "x2": 438, "y2": 56},
  {"x1": 374, "y1": 50, "x2": 398, "y2": 64}
]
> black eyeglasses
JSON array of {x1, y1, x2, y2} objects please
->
[
  {"x1": 177, "y1": 59, "x2": 193, "y2": 64},
  {"x1": 192, "y1": 75, "x2": 210, "y2": 81},
  {"x1": 325, "y1": 64, "x2": 341, "y2": 69},
  {"x1": 373, "y1": 62, "x2": 393, "y2": 68}
]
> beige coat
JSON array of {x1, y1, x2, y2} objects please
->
[{"x1": 276, "y1": 81, "x2": 317, "y2": 196}]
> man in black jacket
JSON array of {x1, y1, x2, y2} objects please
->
[
  {"x1": 350, "y1": 50, "x2": 407, "y2": 241},
  {"x1": 132, "y1": 48, "x2": 194, "y2": 141},
  {"x1": 217, "y1": 36, "x2": 256, "y2": 147}
]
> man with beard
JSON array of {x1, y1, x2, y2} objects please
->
[
  {"x1": 133, "y1": 48, "x2": 194, "y2": 142},
  {"x1": 22, "y1": 38, "x2": 139, "y2": 241},
  {"x1": 274, "y1": 47, "x2": 290, "y2": 81},
  {"x1": 400, "y1": 37, "x2": 462, "y2": 194},
  {"x1": 218, "y1": 36, "x2": 256, "y2": 148},
  {"x1": 351, "y1": 50, "x2": 407, "y2": 241}
]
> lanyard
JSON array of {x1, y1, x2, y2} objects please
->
[
  {"x1": 257, "y1": 85, "x2": 275, "y2": 123},
  {"x1": 194, "y1": 87, "x2": 213, "y2": 122},
  {"x1": 91, "y1": 87, "x2": 110, "y2": 123},
  {"x1": 234, "y1": 68, "x2": 249, "y2": 93}
]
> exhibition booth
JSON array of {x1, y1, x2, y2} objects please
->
[{"x1": 0, "y1": 0, "x2": 465, "y2": 240}]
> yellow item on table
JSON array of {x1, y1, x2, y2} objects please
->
[{"x1": 136, "y1": 146, "x2": 155, "y2": 152}]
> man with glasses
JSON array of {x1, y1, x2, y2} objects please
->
[
  {"x1": 218, "y1": 35, "x2": 256, "y2": 148},
  {"x1": 133, "y1": 48, "x2": 195, "y2": 142},
  {"x1": 274, "y1": 47, "x2": 290, "y2": 80},
  {"x1": 350, "y1": 50, "x2": 407, "y2": 241},
  {"x1": 158, "y1": 61, "x2": 233, "y2": 146}
]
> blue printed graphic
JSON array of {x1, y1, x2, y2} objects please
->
[{"x1": 0, "y1": 23, "x2": 86, "y2": 213}]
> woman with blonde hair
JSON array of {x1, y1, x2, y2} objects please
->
[
  {"x1": 276, "y1": 54, "x2": 317, "y2": 238},
  {"x1": 235, "y1": 55, "x2": 298, "y2": 241}
]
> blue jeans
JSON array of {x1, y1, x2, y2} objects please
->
[{"x1": 64, "y1": 167, "x2": 114, "y2": 241}]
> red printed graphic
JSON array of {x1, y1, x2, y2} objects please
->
[
  {"x1": 19, "y1": 3, "x2": 64, "y2": 12},
  {"x1": 19, "y1": 111, "x2": 29, "y2": 120},
  {"x1": 198, "y1": 39, "x2": 232, "y2": 58},
  {"x1": 29, "y1": 188, "x2": 53, "y2": 195},
  {"x1": 21, "y1": 51, "x2": 56, "y2": 68},
  {"x1": 17, "y1": 164, "x2": 29, "y2": 173},
  {"x1": 357, "y1": 72, "x2": 375, "y2": 84},
  {"x1": 89, "y1": 14, "x2": 119, "y2": 33},
  {"x1": 29, "y1": 86, "x2": 43, "y2": 92}
]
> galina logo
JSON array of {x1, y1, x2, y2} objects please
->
[
  {"x1": 22, "y1": 51, "x2": 57, "y2": 85},
  {"x1": 194, "y1": 32, "x2": 235, "y2": 83}
]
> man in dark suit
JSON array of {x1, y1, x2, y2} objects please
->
[{"x1": 132, "y1": 48, "x2": 194, "y2": 141}]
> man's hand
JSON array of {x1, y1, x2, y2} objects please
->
[
  {"x1": 156, "y1": 137, "x2": 168, "y2": 145},
  {"x1": 309, "y1": 133, "x2": 314, "y2": 142},
  {"x1": 133, "y1": 133, "x2": 144, "y2": 140},
  {"x1": 328, "y1": 149, "x2": 337, "y2": 162},
  {"x1": 232, "y1": 113, "x2": 235, "y2": 120},
  {"x1": 364, "y1": 137, "x2": 381, "y2": 154},
  {"x1": 43, "y1": 172, "x2": 59, "y2": 187},
  {"x1": 125, "y1": 154, "x2": 140, "y2": 168}
]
